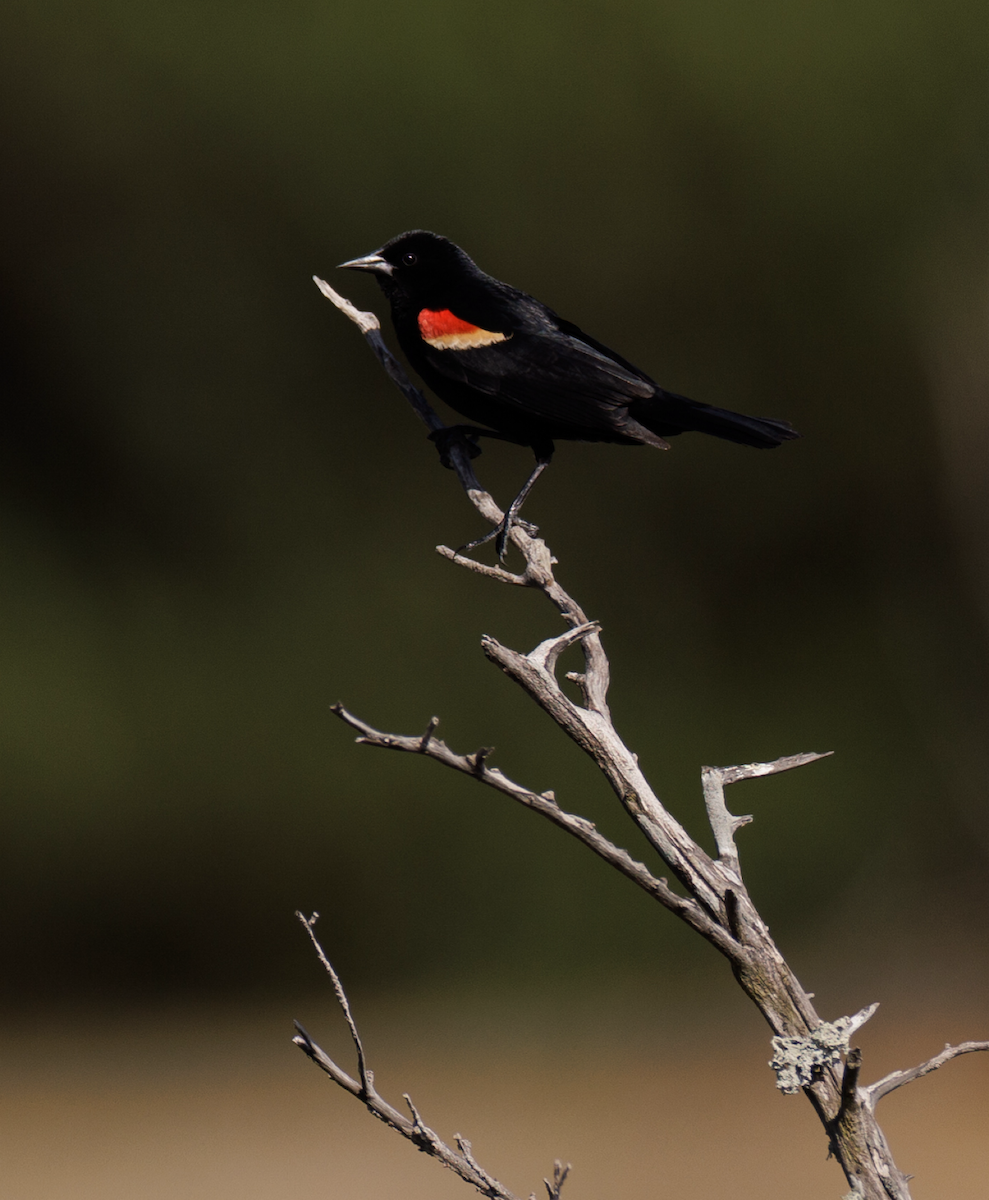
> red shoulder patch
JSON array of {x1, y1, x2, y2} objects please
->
[
  {"x1": 418, "y1": 309, "x2": 479, "y2": 339},
  {"x1": 417, "y1": 308, "x2": 511, "y2": 351}
]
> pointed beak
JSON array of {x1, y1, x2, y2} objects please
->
[{"x1": 337, "y1": 251, "x2": 393, "y2": 276}]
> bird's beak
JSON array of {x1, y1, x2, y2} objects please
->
[{"x1": 337, "y1": 251, "x2": 393, "y2": 276}]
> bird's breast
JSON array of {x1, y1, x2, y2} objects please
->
[{"x1": 417, "y1": 308, "x2": 511, "y2": 351}]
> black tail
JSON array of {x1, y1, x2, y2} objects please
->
[{"x1": 633, "y1": 391, "x2": 799, "y2": 449}]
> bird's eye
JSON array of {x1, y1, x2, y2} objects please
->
[{"x1": 401, "y1": 251, "x2": 418, "y2": 266}]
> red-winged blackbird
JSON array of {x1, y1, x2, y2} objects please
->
[{"x1": 340, "y1": 230, "x2": 798, "y2": 554}]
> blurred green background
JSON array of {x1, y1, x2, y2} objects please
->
[{"x1": 1, "y1": 0, "x2": 987, "y2": 1012}]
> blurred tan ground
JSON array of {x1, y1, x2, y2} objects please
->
[{"x1": 1, "y1": 996, "x2": 985, "y2": 1200}]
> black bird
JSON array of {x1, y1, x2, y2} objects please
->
[{"x1": 340, "y1": 230, "x2": 797, "y2": 554}]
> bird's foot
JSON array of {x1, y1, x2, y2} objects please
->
[
  {"x1": 457, "y1": 514, "x2": 539, "y2": 561},
  {"x1": 428, "y1": 426, "x2": 482, "y2": 470}
]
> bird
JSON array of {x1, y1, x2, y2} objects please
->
[{"x1": 339, "y1": 230, "x2": 798, "y2": 556}]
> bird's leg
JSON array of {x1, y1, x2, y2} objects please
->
[
  {"x1": 429, "y1": 424, "x2": 540, "y2": 468},
  {"x1": 458, "y1": 447, "x2": 554, "y2": 561},
  {"x1": 428, "y1": 425, "x2": 485, "y2": 469},
  {"x1": 494, "y1": 456, "x2": 551, "y2": 558}
]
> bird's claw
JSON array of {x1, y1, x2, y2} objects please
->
[
  {"x1": 457, "y1": 515, "x2": 539, "y2": 561},
  {"x1": 494, "y1": 522, "x2": 512, "y2": 560}
]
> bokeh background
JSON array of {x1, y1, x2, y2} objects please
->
[{"x1": 1, "y1": 1, "x2": 987, "y2": 1196}]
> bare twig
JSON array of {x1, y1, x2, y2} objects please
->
[
  {"x1": 478, "y1": 630, "x2": 729, "y2": 916},
  {"x1": 436, "y1": 547, "x2": 529, "y2": 586},
  {"x1": 702, "y1": 753, "x2": 833, "y2": 870},
  {"x1": 543, "y1": 1160, "x2": 571, "y2": 1200},
  {"x1": 456, "y1": 1137, "x2": 510, "y2": 1197},
  {"x1": 312, "y1": 277, "x2": 381, "y2": 337},
  {"x1": 313, "y1": 276, "x2": 447, "y2": 438},
  {"x1": 419, "y1": 715, "x2": 440, "y2": 752},
  {"x1": 315, "y1": 275, "x2": 506, "y2": 537},
  {"x1": 293, "y1": 913, "x2": 532, "y2": 1200},
  {"x1": 329, "y1": 704, "x2": 742, "y2": 960},
  {"x1": 296, "y1": 911, "x2": 371, "y2": 1092},
  {"x1": 863, "y1": 1040, "x2": 989, "y2": 1109},
  {"x1": 528, "y1": 621, "x2": 601, "y2": 676}
]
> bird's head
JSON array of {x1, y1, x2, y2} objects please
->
[{"x1": 338, "y1": 231, "x2": 477, "y2": 307}]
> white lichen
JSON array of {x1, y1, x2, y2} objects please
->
[
  {"x1": 770, "y1": 1017, "x2": 856, "y2": 1094},
  {"x1": 769, "y1": 1004, "x2": 879, "y2": 1095}
]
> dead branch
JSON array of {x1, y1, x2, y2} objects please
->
[
  {"x1": 863, "y1": 1040, "x2": 989, "y2": 1109},
  {"x1": 303, "y1": 279, "x2": 989, "y2": 1200},
  {"x1": 702, "y1": 754, "x2": 833, "y2": 872},
  {"x1": 329, "y1": 704, "x2": 742, "y2": 960},
  {"x1": 542, "y1": 1161, "x2": 571, "y2": 1200},
  {"x1": 297, "y1": 910, "x2": 370, "y2": 1092},
  {"x1": 294, "y1": 912, "x2": 549, "y2": 1200}
]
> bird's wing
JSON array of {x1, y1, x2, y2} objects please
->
[{"x1": 421, "y1": 329, "x2": 656, "y2": 430}]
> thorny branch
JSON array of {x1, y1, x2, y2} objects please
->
[{"x1": 303, "y1": 279, "x2": 989, "y2": 1200}]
